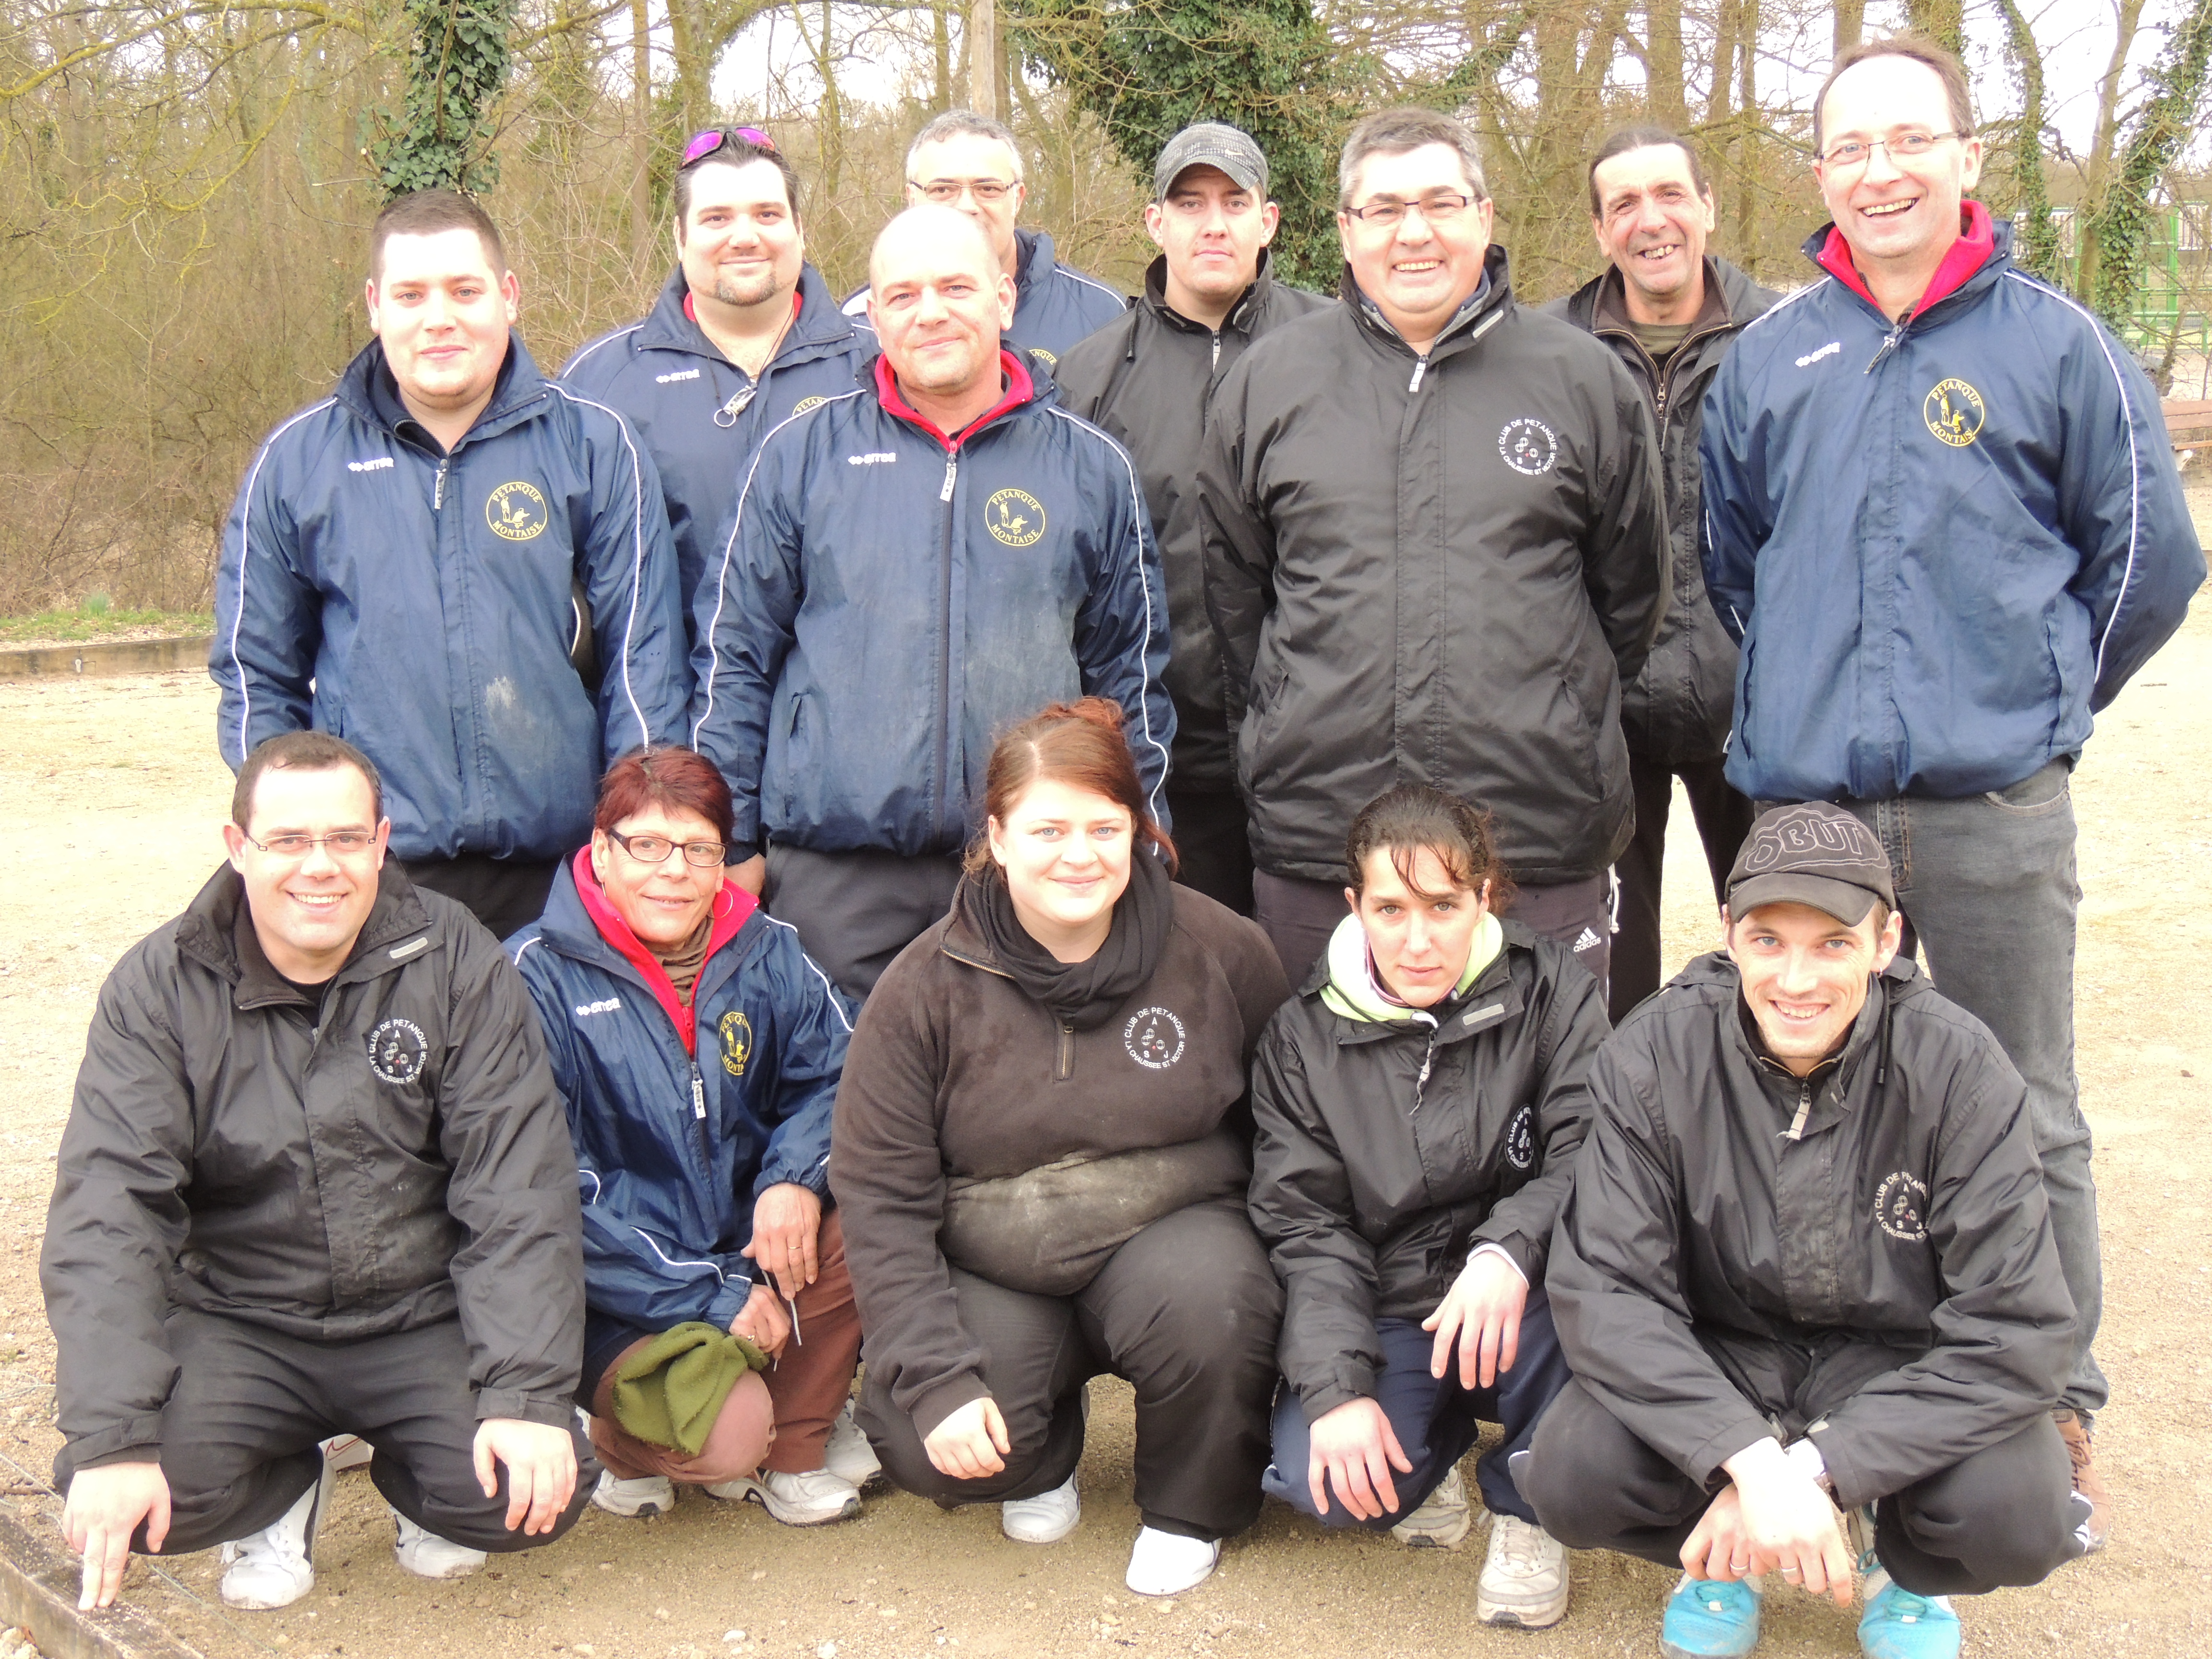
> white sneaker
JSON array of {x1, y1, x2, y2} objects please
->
[
  {"x1": 219, "y1": 1459, "x2": 335, "y2": 1610},
  {"x1": 1389, "y1": 1465, "x2": 1474, "y2": 1550},
  {"x1": 1125, "y1": 1527, "x2": 1220, "y2": 1596},
  {"x1": 320, "y1": 1434, "x2": 374, "y2": 1472},
  {"x1": 590, "y1": 1470, "x2": 675, "y2": 1517},
  {"x1": 392, "y1": 1511, "x2": 488, "y2": 1580},
  {"x1": 824, "y1": 1401, "x2": 885, "y2": 1492},
  {"x1": 706, "y1": 1467, "x2": 861, "y2": 1526},
  {"x1": 1477, "y1": 1513, "x2": 1569, "y2": 1628},
  {"x1": 1001, "y1": 1472, "x2": 1080, "y2": 1543}
]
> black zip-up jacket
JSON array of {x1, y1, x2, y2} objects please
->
[
  {"x1": 1547, "y1": 951, "x2": 2076, "y2": 1511},
  {"x1": 1200, "y1": 249, "x2": 1669, "y2": 885},
  {"x1": 1544, "y1": 258, "x2": 1780, "y2": 767},
  {"x1": 1248, "y1": 919, "x2": 1606, "y2": 1421},
  {"x1": 1055, "y1": 253, "x2": 1332, "y2": 788},
  {"x1": 43, "y1": 865, "x2": 586, "y2": 1468}
]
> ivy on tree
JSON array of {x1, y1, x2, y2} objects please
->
[{"x1": 365, "y1": 0, "x2": 520, "y2": 199}]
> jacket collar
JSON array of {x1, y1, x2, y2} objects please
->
[
  {"x1": 337, "y1": 332, "x2": 552, "y2": 451},
  {"x1": 1307, "y1": 916, "x2": 1535, "y2": 1048},
  {"x1": 1805, "y1": 200, "x2": 2003, "y2": 321},
  {"x1": 872, "y1": 349, "x2": 1038, "y2": 451},
  {"x1": 1342, "y1": 242, "x2": 1514, "y2": 361},
  {"x1": 176, "y1": 861, "x2": 436, "y2": 1006},
  {"x1": 1013, "y1": 228, "x2": 1054, "y2": 301},
  {"x1": 642, "y1": 261, "x2": 857, "y2": 361},
  {"x1": 1137, "y1": 249, "x2": 1281, "y2": 337},
  {"x1": 556, "y1": 849, "x2": 755, "y2": 1055}
]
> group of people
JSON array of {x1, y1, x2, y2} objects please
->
[{"x1": 41, "y1": 28, "x2": 2204, "y2": 1659}]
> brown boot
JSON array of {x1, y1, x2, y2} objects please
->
[{"x1": 2052, "y1": 1407, "x2": 2112, "y2": 1552}]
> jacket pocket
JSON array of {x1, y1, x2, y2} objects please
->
[
  {"x1": 764, "y1": 691, "x2": 810, "y2": 827},
  {"x1": 1982, "y1": 757, "x2": 2071, "y2": 815},
  {"x1": 1240, "y1": 656, "x2": 1294, "y2": 790}
]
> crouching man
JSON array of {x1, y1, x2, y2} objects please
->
[
  {"x1": 44, "y1": 732, "x2": 595, "y2": 1613},
  {"x1": 1525, "y1": 804, "x2": 2090, "y2": 1659}
]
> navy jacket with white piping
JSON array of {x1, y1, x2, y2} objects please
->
[
  {"x1": 508, "y1": 855, "x2": 856, "y2": 1333},
  {"x1": 1700, "y1": 213, "x2": 2204, "y2": 802},
  {"x1": 212, "y1": 335, "x2": 689, "y2": 862},
  {"x1": 688, "y1": 350, "x2": 1175, "y2": 858},
  {"x1": 842, "y1": 227, "x2": 1128, "y2": 366},
  {"x1": 560, "y1": 263, "x2": 877, "y2": 645}
]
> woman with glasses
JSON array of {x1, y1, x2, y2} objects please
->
[{"x1": 507, "y1": 746, "x2": 874, "y2": 1526}]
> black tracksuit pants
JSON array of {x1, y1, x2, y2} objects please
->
[
  {"x1": 55, "y1": 1308, "x2": 596, "y2": 1557},
  {"x1": 1523, "y1": 1378, "x2": 2088, "y2": 1597},
  {"x1": 857, "y1": 1200, "x2": 1282, "y2": 1542},
  {"x1": 1610, "y1": 753, "x2": 1755, "y2": 1024}
]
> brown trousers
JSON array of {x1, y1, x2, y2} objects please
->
[{"x1": 588, "y1": 1209, "x2": 862, "y2": 1481}]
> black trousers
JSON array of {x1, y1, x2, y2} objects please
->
[
  {"x1": 1610, "y1": 753, "x2": 1756, "y2": 1024},
  {"x1": 54, "y1": 1308, "x2": 596, "y2": 1557},
  {"x1": 762, "y1": 844, "x2": 964, "y2": 1001},
  {"x1": 857, "y1": 1201, "x2": 1282, "y2": 1542},
  {"x1": 402, "y1": 855, "x2": 562, "y2": 944},
  {"x1": 1253, "y1": 869, "x2": 1614, "y2": 991},
  {"x1": 1523, "y1": 1380, "x2": 2087, "y2": 1598},
  {"x1": 1164, "y1": 783, "x2": 1255, "y2": 918}
]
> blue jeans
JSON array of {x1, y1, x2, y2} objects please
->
[
  {"x1": 1828, "y1": 762, "x2": 2106, "y2": 1415},
  {"x1": 1262, "y1": 1287, "x2": 1569, "y2": 1527}
]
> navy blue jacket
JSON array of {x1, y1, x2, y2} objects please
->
[
  {"x1": 1702, "y1": 217, "x2": 2204, "y2": 801},
  {"x1": 509, "y1": 859, "x2": 856, "y2": 1332},
  {"x1": 213, "y1": 337, "x2": 689, "y2": 862},
  {"x1": 560, "y1": 264, "x2": 877, "y2": 644},
  {"x1": 689, "y1": 352, "x2": 1175, "y2": 857},
  {"x1": 842, "y1": 228, "x2": 1128, "y2": 366}
]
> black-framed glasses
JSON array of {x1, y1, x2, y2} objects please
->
[
  {"x1": 908, "y1": 177, "x2": 1017, "y2": 204},
  {"x1": 239, "y1": 830, "x2": 378, "y2": 858},
  {"x1": 1817, "y1": 131, "x2": 1961, "y2": 169},
  {"x1": 1342, "y1": 192, "x2": 1476, "y2": 228},
  {"x1": 607, "y1": 828, "x2": 727, "y2": 868},
  {"x1": 682, "y1": 127, "x2": 777, "y2": 169}
]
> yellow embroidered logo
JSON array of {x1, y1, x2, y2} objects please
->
[
  {"x1": 1029, "y1": 347, "x2": 1059, "y2": 368},
  {"x1": 1923, "y1": 379, "x2": 1984, "y2": 448},
  {"x1": 486, "y1": 480, "x2": 547, "y2": 540},
  {"x1": 718, "y1": 1010, "x2": 753, "y2": 1077},
  {"x1": 985, "y1": 487, "x2": 1047, "y2": 547},
  {"x1": 792, "y1": 395, "x2": 826, "y2": 416}
]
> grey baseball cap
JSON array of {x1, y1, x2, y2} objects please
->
[
  {"x1": 1154, "y1": 123, "x2": 1269, "y2": 200},
  {"x1": 1725, "y1": 803, "x2": 1897, "y2": 927}
]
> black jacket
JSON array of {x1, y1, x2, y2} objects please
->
[
  {"x1": 1547, "y1": 951, "x2": 2076, "y2": 1511},
  {"x1": 1055, "y1": 253, "x2": 1332, "y2": 787},
  {"x1": 1200, "y1": 250, "x2": 1669, "y2": 885},
  {"x1": 1248, "y1": 917, "x2": 1605, "y2": 1421},
  {"x1": 44, "y1": 866, "x2": 586, "y2": 1468},
  {"x1": 1544, "y1": 258, "x2": 1780, "y2": 766}
]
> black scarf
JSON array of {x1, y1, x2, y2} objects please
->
[{"x1": 962, "y1": 849, "x2": 1174, "y2": 1030}]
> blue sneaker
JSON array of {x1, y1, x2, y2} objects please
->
[
  {"x1": 1858, "y1": 1558, "x2": 1960, "y2": 1659},
  {"x1": 1661, "y1": 1573, "x2": 1762, "y2": 1658}
]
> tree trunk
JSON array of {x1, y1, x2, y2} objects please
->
[
  {"x1": 969, "y1": 0, "x2": 998, "y2": 118},
  {"x1": 1996, "y1": 0, "x2": 2058, "y2": 279},
  {"x1": 629, "y1": 0, "x2": 652, "y2": 269},
  {"x1": 933, "y1": 0, "x2": 952, "y2": 112},
  {"x1": 1647, "y1": 0, "x2": 1685, "y2": 130},
  {"x1": 1904, "y1": 0, "x2": 1963, "y2": 56},
  {"x1": 1832, "y1": 0, "x2": 1864, "y2": 55},
  {"x1": 2077, "y1": 0, "x2": 2151, "y2": 303},
  {"x1": 1732, "y1": 0, "x2": 1759, "y2": 260}
]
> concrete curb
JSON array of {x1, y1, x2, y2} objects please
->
[
  {"x1": 0, "y1": 638, "x2": 213, "y2": 684},
  {"x1": 0, "y1": 1503, "x2": 203, "y2": 1659}
]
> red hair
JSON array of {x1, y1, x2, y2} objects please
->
[
  {"x1": 964, "y1": 698, "x2": 1177, "y2": 876},
  {"x1": 594, "y1": 746, "x2": 736, "y2": 843}
]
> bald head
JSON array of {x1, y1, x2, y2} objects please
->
[
  {"x1": 869, "y1": 204, "x2": 997, "y2": 289},
  {"x1": 866, "y1": 204, "x2": 1018, "y2": 419}
]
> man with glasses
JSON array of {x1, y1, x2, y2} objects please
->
[
  {"x1": 213, "y1": 189, "x2": 688, "y2": 940},
  {"x1": 563, "y1": 129, "x2": 876, "y2": 663},
  {"x1": 843, "y1": 110, "x2": 1127, "y2": 365},
  {"x1": 1701, "y1": 36, "x2": 2204, "y2": 1550},
  {"x1": 1056, "y1": 123, "x2": 1328, "y2": 915},
  {"x1": 1199, "y1": 106, "x2": 1667, "y2": 986},
  {"x1": 46, "y1": 733, "x2": 594, "y2": 1614}
]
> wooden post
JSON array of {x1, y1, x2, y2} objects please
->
[{"x1": 968, "y1": 0, "x2": 997, "y2": 118}]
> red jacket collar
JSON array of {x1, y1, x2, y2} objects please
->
[
  {"x1": 872, "y1": 350, "x2": 1034, "y2": 451},
  {"x1": 570, "y1": 847, "x2": 755, "y2": 1056},
  {"x1": 1816, "y1": 200, "x2": 1994, "y2": 318}
]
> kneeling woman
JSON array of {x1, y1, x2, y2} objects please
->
[
  {"x1": 509, "y1": 747, "x2": 875, "y2": 1526},
  {"x1": 833, "y1": 699, "x2": 1290, "y2": 1596},
  {"x1": 1248, "y1": 784, "x2": 1607, "y2": 1629}
]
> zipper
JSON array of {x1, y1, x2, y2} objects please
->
[
  {"x1": 1408, "y1": 358, "x2": 1428, "y2": 395},
  {"x1": 1211, "y1": 331, "x2": 1222, "y2": 371},
  {"x1": 689, "y1": 1058, "x2": 712, "y2": 1165},
  {"x1": 934, "y1": 454, "x2": 958, "y2": 840},
  {"x1": 1863, "y1": 311, "x2": 1912, "y2": 374},
  {"x1": 1785, "y1": 1075, "x2": 1814, "y2": 1141},
  {"x1": 433, "y1": 458, "x2": 449, "y2": 509},
  {"x1": 940, "y1": 457, "x2": 958, "y2": 503},
  {"x1": 715, "y1": 382, "x2": 761, "y2": 429},
  {"x1": 1411, "y1": 1031, "x2": 1438, "y2": 1113},
  {"x1": 1055, "y1": 1021, "x2": 1075, "y2": 1082}
]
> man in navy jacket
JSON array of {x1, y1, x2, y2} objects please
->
[
  {"x1": 690, "y1": 205, "x2": 1174, "y2": 998},
  {"x1": 213, "y1": 190, "x2": 689, "y2": 939},
  {"x1": 1701, "y1": 36, "x2": 2204, "y2": 1547}
]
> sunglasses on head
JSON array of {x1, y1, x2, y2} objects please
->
[{"x1": 681, "y1": 127, "x2": 777, "y2": 168}]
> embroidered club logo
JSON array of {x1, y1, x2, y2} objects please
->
[
  {"x1": 1029, "y1": 347, "x2": 1059, "y2": 369},
  {"x1": 1875, "y1": 1170, "x2": 1931, "y2": 1241},
  {"x1": 985, "y1": 487, "x2": 1047, "y2": 547},
  {"x1": 1498, "y1": 418, "x2": 1559, "y2": 476},
  {"x1": 792, "y1": 395, "x2": 826, "y2": 416},
  {"x1": 719, "y1": 1010, "x2": 753, "y2": 1077},
  {"x1": 366, "y1": 1017, "x2": 428, "y2": 1085},
  {"x1": 1923, "y1": 378, "x2": 1984, "y2": 447},
  {"x1": 1123, "y1": 1006, "x2": 1187, "y2": 1070},
  {"x1": 486, "y1": 480, "x2": 547, "y2": 540},
  {"x1": 1505, "y1": 1102, "x2": 1536, "y2": 1172}
]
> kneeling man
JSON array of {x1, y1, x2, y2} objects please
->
[
  {"x1": 45, "y1": 733, "x2": 594, "y2": 1612},
  {"x1": 1527, "y1": 804, "x2": 2089, "y2": 1659}
]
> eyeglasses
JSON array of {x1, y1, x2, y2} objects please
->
[
  {"x1": 1342, "y1": 192, "x2": 1476, "y2": 228},
  {"x1": 681, "y1": 127, "x2": 777, "y2": 169},
  {"x1": 239, "y1": 830, "x2": 378, "y2": 858},
  {"x1": 1817, "y1": 131, "x2": 1961, "y2": 170},
  {"x1": 909, "y1": 177, "x2": 1017, "y2": 205},
  {"x1": 607, "y1": 828, "x2": 727, "y2": 868}
]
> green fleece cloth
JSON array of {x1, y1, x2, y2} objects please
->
[
  {"x1": 608, "y1": 1322, "x2": 769, "y2": 1455},
  {"x1": 1320, "y1": 910, "x2": 1502, "y2": 1023}
]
